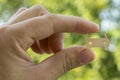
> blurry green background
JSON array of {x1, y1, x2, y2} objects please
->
[{"x1": 0, "y1": 0, "x2": 120, "y2": 80}]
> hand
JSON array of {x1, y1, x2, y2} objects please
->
[{"x1": 0, "y1": 5, "x2": 99, "y2": 80}]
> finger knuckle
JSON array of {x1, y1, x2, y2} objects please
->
[
  {"x1": 44, "y1": 14, "x2": 56, "y2": 32},
  {"x1": 32, "y1": 4, "x2": 48, "y2": 15},
  {"x1": 46, "y1": 14, "x2": 56, "y2": 19},
  {"x1": 33, "y1": 4, "x2": 45, "y2": 10},
  {"x1": 45, "y1": 14, "x2": 57, "y2": 23}
]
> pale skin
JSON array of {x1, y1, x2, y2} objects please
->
[{"x1": 0, "y1": 5, "x2": 99, "y2": 80}]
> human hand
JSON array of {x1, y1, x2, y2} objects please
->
[{"x1": 0, "y1": 5, "x2": 99, "y2": 80}]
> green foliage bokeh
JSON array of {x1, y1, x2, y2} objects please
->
[{"x1": 0, "y1": 0, "x2": 120, "y2": 80}]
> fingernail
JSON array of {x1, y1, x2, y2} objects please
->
[{"x1": 79, "y1": 49, "x2": 95, "y2": 64}]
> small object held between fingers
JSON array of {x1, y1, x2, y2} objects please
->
[{"x1": 85, "y1": 32, "x2": 110, "y2": 50}]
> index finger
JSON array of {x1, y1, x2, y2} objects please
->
[{"x1": 10, "y1": 14, "x2": 99, "y2": 50}]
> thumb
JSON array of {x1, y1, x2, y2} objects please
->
[{"x1": 35, "y1": 46, "x2": 95, "y2": 80}]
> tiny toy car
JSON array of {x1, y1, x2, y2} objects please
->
[{"x1": 86, "y1": 32, "x2": 110, "y2": 50}]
